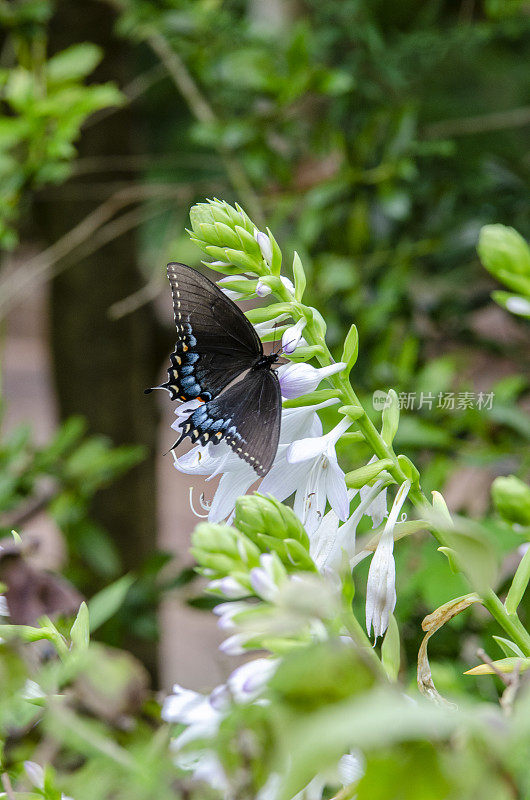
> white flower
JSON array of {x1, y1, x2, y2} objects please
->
[
  {"x1": 281, "y1": 318, "x2": 307, "y2": 354},
  {"x1": 256, "y1": 278, "x2": 272, "y2": 297},
  {"x1": 254, "y1": 228, "x2": 273, "y2": 264},
  {"x1": 227, "y1": 657, "x2": 277, "y2": 702},
  {"x1": 278, "y1": 361, "x2": 346, "y2": 400},
  {"x1": 310, "y1": 482, "x2": 386, "y2": 574},
  {"x1": 24, "y1": 762, "x2": 73, "y2": 800},
  {"x1": 250, "y1": 553, "x2": 286, "y2": 601},
  {"x1": 208, "y1": 576, "x2": 248, "y2": 598},
  {"x1": 284, "y1": 418, "x2": 352, "y2": 534},
  {"x1": 365, "y1": 479, "x2": 411, "y2": 639}
]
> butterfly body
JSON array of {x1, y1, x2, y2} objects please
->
[{"x1": 148, "y1": 263, "x2": 282, "y2": 477}]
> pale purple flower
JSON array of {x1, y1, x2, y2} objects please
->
[
  {"x1": 252, "y1": 313, "x2": 291, "y2": 339},
  {"x1": 256, "y1": 278, "x2": 272, "y2": 297},
  {"x1": 250, "y1": 553, "x2": 286, "y2": 601},
  {"x1": 278, "y1": 361, "x2": 346, "y2": 400},
  {"x1": 208, "y1": 576, "x2": 249, "y2": 599},
  {"x1": 227, "y1": 657, "x2": 278, "y2": 703},
  {"x1": 365, "y1": 479, "x2": 411, "y2": 639},
  {"x1": 281, "y1": 318, "x2": 307, "y2": 354}
]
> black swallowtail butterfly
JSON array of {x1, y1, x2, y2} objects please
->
[{"x1": 146, "y1": 263, "x2": 281, "y2": 476}]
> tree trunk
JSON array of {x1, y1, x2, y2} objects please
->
[{"x1": 36, "y1": 0, "x2": 162, "y2": 678}]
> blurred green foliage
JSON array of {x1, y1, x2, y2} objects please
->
[{"x1": 0, "y1": 0, "x2": 122, "y2": 247}]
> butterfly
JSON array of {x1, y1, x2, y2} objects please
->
[{"x1": 146, "y1": 263, "x2": 281, "y2": 476}]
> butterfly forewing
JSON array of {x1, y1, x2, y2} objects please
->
[
  {"x1": 162, "y1": 263, "x2": 262, "y2": 402},
  {"x1": 176, "y1": 368, "x2": 281, "y2": 477}
]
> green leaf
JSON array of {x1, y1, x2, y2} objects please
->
[
  {"x1": 505, "y1": 545, "x2": 530, "y2": 615},
  {"x1": 88, "y1": 574, "x2": 135, "y2": 631},
  {"x1": 47, "y1": 44, "x2": 103, "y2": 84},
  {"x1": 465, "y1": 657, "x2": 530, "y2": 676}
]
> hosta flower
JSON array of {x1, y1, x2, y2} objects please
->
[
  {"x1": 162, "y1": 657, "x2": 277, "y2": 795},
  {"x1": 281, "y1": 317, "x2": 307, "y2": 354},
  {"x1": 365, "y1": 479, "x2": 411, "y2": 639},
  {"x1": 278, "y1": 361, "x2": 346, "y2": 400},
  {"x1": 279, "y1": 418, "x2": 352, "y2": 534},
  {"x1": 310, "y1": 482, "x2": 387, "y2": 574}
]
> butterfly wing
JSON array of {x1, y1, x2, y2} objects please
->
[
  {"x1": 175, "y1": 368, "x2": 281, "y2": 477},
  {"x1": 155, "y1": 263, "x2": 262, "y2": 402}
]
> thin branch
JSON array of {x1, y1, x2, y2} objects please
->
[
  {"x1": 476, "y1": 648, "x2": 511, "y2": 687},
  {"x1": 0, "y1": 184, "x2": 193, "y2": 318},
  {"x1": 147, "y1": 32, "x2": 265, "y2": 226},
  {"x1": 83, "y1": 63, "x2": 167, "y2": 129},
  {"x1": 424, "y1": 106, "x2": 530, "y2": 139},
  {"x1": 108, "y1": 272, "x2": 166, "y2": 320}
]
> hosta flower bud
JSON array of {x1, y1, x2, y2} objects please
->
[
  {"x1": 281, "y1": 318, "x2": 307, "y2": 354},
  {"x1": 254, "y1": 229, "x2": 273, "y2": 265},
  {"x1": 256, "y1": 278, "x2": 272, "y2": 297},
  {"x1": 278, "y1": 361, "x2": 347, "y2": 400},
  {"x1": 492, "y1": 475, "x2": 530, "y2": 526},
  {"x1": 234, "y1": 494, "x2": 310, "y2": 550}
]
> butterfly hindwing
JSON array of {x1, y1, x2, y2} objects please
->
[
  {"x1": 160, "y1": 263, "x2": 262, "y2": 402},
  {"x1": 176, "y1": 368, "x2": 281, "y2": 477}
]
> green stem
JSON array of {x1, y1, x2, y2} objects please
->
[{"x1": 273, "y1": 284, "x2": 530, "y2": 657}]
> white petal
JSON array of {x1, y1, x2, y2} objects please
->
[
  {"x1": 280, "y1": 276, "x2": 296, "y2": 297},
  {"x1": 259, "y1": 454, "x2": 311, "y2": 502},
  {"x1": 227, "y1": 658, "x2": 277, "y2": 703},
  {"x1": 208, "y1": 467, "x2": 258, "y2": 522},
  {"x1": 325, "y1": 457, "x2": 349, "y2": 521},
  {"x1": 287, "y1": 436, "x2": 326, "y2": 463}
]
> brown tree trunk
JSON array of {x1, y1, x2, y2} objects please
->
[{"x1": 36, "y1": 0, "x2": 162, "y2": 678}]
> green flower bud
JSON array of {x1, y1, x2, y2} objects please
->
[
  {"x1": 266, "y1": 227, "x2": 282, "y2": 275},
  {"x1": 478, "y1": 224, "x2": 530, "y2": 281},
  {"x1": 235, "y1": 225, "x2": 261, "y2": 258},
  {"x1": 492, "y1": 291, "x2": 530, "y2": 319},
  {"x1": 282, "y1": 389, "x2": 340, "y2": 409},
  {"x1": 234, "y1": 494, "x2": 310, "y2": 552},
  {"x1": 345, "y1": 458, "x2": 394, "y2": 489},
  {"x1": 246, "y1": 303, "x2": 293, "y2": 323},
  {"x1": 397, "y1": 454, "x2": 420, "y2": 488},
  {"x1": 492, "y1": 475, "x2": 530, "y2": 526},
  {"x1": 191, "y1": 523, "x2": 261, "y2": 578},
  {"x1": 292, "y1": 252, "x2": 306, "y2": 301},
  {"x1": 340, "y1": 324, "x2": 359, "y2": 374},
  {"x1": 381, "y1": 389, "x2": 400, "y2": 446}
]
